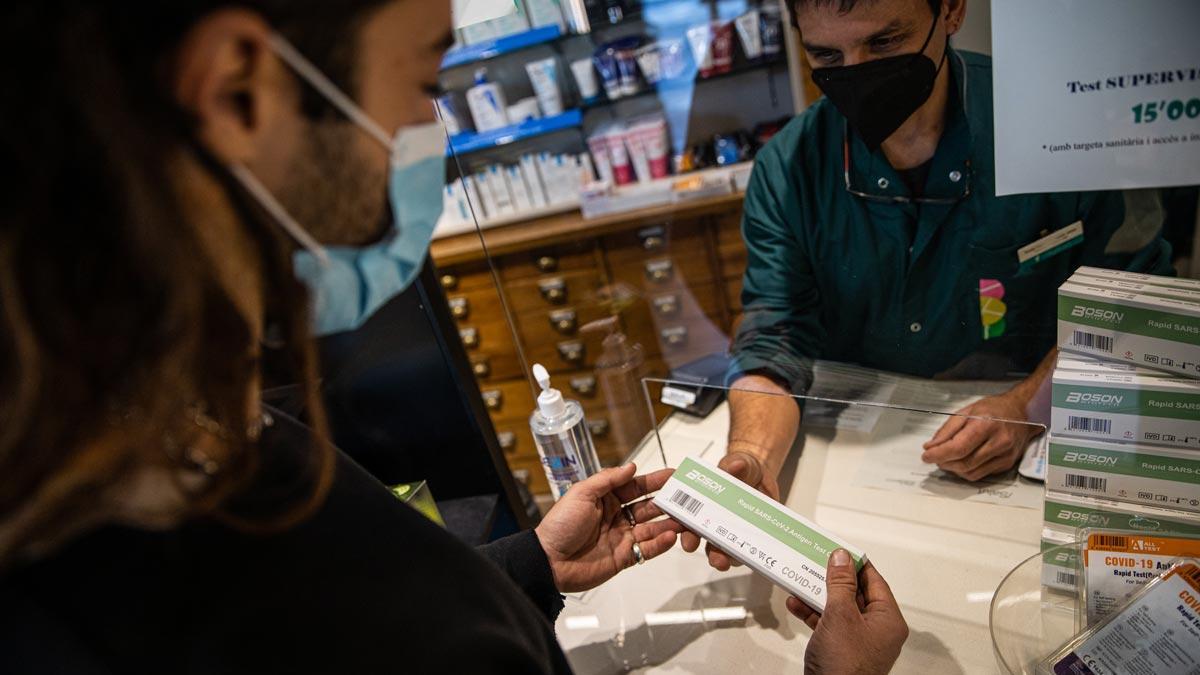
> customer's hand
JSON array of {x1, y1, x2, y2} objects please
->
[
  {"x1": 921, "y1": 393, "x2": 1041, "y2": 482},
  {"x1": 788, "y1": 550, "x2": 908, "y2": 675},
  {"x1": 535, "y1": 464, "x2": 684, "y2": 593},
  {"x1": 680, "y1": 451, "x2": 780, "y2": 571}
]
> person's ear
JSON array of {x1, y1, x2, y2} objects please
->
[
  {"x1": 942, "y1": 0, "x2": 967, "y2": 37},
  {"x1": 171, "y1": 9, "x2": 284, "y2": 165}
]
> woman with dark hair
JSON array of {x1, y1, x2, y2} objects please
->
[{"x1": 0, "y1": 2, "x2": 684, "y2": 672}]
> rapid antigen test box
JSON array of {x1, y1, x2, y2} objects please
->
[
  {"x1": 654, "y1": 456, "x2": 866, "y2": 611},
  {"x1": 1073, "y1": 266, "x2": 1200, "y2": 294},
  {"x1": 1046, "y1": 436, "x2": 1200, "y2": 513},
  {"x1": 1043, "y1": 493, "x2": 1200, "y2": 543},
  {"x1": 1041, "y1": 495, "x2": 1200, "y2": 591},
  {"x1": 1055, "y1": 353, "x2": 1169, "y2": 377},
  {"x1": 1051, "y1": 369, "x2": 1200, "y2": 449},
  {"x1": 1070, "y1": 267, "x2": 1200, "y2": 304},
  {"x1": 1057, "y1": 280, "x2": 1200, "y2": 379}
]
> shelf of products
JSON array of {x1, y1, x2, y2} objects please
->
[
  {"x1": 441, "y1": 24, "x2": 564, "y2": 71},
  {"x1": 447, "y1": 109, "x2": 583, "y2": 156},
  {"x1": 581, "y1": 54, "x2": 786, "y2": 111}
]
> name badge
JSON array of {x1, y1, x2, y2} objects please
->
[{"x1": 1017, "y1": 220, "x2": 1084, "y2": 271}]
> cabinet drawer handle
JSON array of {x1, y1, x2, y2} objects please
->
[
  {"x1": 587, "y1": 419, "x2": 610, "y2": 438},
  {"x1": 497, "y1": 431, "x2": 517, "y2": 453},
  {"x1": 536, "y1": 255, "x2": 559, "y2": 273},
  {"x1": 652, "y1": 294, "x2": 680, "y2": 317},
  {"x1": 638, "y1": 226, "x2": 666, "y2": 252},
  {"x1": 482, "y1": 389, "x2": 503, "y2": 411},
  {"x1": 549, "y1": 308, "x2": 578, "y2": 335},
  {"x1": 459, "y1": 327, "x2": 480, "y2": 350},
  {"x1": 472, "y1": 357, "x2": 492, "y2": 378},
  {"x1": 557, "y1": 340, "x2": 585, "y2": 364},
  {"x1": 644, "y1": 260, "x2": 674, "y2": 284},
  {"x1": 569, "y1": 375, "x2": 597, "y2": 397},
  {"x1": 539, "y1": 278, "x2": 568, "y2": 305},
  {"x1": 660, "y1": 326, "x2": 689, "y2": 349},
  {"x1": 449, "y1": 296, "x2": 470, "y2": 320},
  {"x1": 440, "y1": 274, "x2": 459, "y2": 291}
]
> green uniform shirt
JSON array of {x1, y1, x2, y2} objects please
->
[{"x1": 731, "y1": 50, "x2": 1172, "y2": 394}]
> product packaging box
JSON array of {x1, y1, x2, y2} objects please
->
[
  {"x1": 1073, "y1": 266, "x2": 1200, "y2": 293},
  {"x1": 1055, "y1": 353, "x2": 1168, "y2": 377},
  {"x1": 1050, "y1": 369, "x2": 1200, "y2": 449},
  {"x1": 1041, "y1": 491, "x2": 1200, "y2": 591},
  {"x1": 1041, "y1": 528, "x2": 1082, "y2": 592},
  {"x1": 1043, "y1": 492, "x2": 1200, "y2": 543},
  {"x1": 1046, "y1": 436, "x2": 1200, "y2": 513},
  {"x1": 654, "y1": 456, "x2": 866, "y2": 611},
  {"x1": 1069, "y1": 270, "x2": 1200, "y2": 304},
  {"x1": 1042, "y1": 560, "x2": 1200, "y2": 674},
  {"x1": 1057, "y1": 280, "x2": 1200, "y2": 379}
]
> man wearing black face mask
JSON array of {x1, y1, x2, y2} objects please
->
[{"x1": 682, "y1": 0, "x2": 1174, "y2": 570}]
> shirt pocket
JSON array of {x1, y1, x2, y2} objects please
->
[{"x1": 966, "y1": 240, "x2": 1057, "y2": 340}]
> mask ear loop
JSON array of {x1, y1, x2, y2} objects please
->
[
  {"x1": 229, "y1": 164, "x2": 330, "y2": 267},
  {"x1": 267, "y1": 34, "x2": 393, "y2": 151}
]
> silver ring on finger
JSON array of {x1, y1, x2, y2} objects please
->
[
  {"x1": 632, "y1": 541, "x2": 645, "y2": 565},
  {"x1": 622, "y1": 504, "x2": 637, "y2": 528}
]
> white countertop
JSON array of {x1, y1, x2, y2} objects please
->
[{"x1": 555, "y1": 381, "x2": 1046, "y2": 674}]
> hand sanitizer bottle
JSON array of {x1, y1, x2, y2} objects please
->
[{"x1": 529, "y1": 363, "x2": 601, "y2": 501}]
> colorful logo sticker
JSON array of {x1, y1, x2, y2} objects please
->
[{"x1": 980, "y1": 279, "x2": 1007, "y2": 340}]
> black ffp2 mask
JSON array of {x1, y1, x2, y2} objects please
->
[{"x1": 811, "y1": 17, "x2": 947, "y2": 152}]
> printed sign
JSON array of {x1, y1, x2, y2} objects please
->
[{"x1": 992, "y1": 0, "x2": 1200, "y2": 195}]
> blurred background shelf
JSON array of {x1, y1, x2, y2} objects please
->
[
  {"x1": 446, "y1": 109, "x2": 583, "y2": 156},
  {"x1": 442, "y1": 25, "x2": 564, "y2": 71},
  {"x1": 581, "y1": 54, "x2": 787, "y2": 111}
]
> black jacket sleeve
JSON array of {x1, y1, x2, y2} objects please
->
[{"x1": 477, "y1": 530, "x2": 566, "y2": 623}]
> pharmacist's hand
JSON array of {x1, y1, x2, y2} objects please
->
[
  {"x1": 535, "y1": 464, "x2": 684, "y2": 593},
  {"x1": 680, "y1": 451, "x2": 780, "y2": 571},
  {"x1": 921, "y1": 393, "x2": 1041, "y2": 482},
  {"x1": 788, "y1": 551, "x2": 908, "y2": 675}
]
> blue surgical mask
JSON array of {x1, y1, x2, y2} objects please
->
[{"x1": 229, "y1": 34, "x2": 447, "y2": 336}]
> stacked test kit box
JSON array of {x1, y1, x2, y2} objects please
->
[{"x1": 1042, "y1": 267, "x2": 1200, "y2": 589}]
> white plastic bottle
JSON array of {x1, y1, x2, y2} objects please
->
[
  {"x1": 529, "y1": 363, "x2": 601, "y2": 500},
  {"x1": 466, "y1": 68, "x2": 509, "y2": 132}
]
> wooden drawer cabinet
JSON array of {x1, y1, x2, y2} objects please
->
[
  {"x1": 504, "y1": 270, "x2": 608, "y2": 314},
  {"x1": 499, "y1": 241, "x2": 599, "y2": 281},
  {"x1": 625, "y1": 282, "x2": 725, "y2": 358},
  {"x1": 431, "y1": 198, "x2": 751, "y2": 496},
  {"x1": 446, "y1": 287, "x2": 512, "y2": 326},
  {"x1": 603, "y1": 222, "x2": 707, "y2": 263},
  {"x1": 479, "y1": 378, "x2": 537, "y2": 424},
  {"x1": 515, "y1": 304, "x2": 610, "y2": 347},
  {"x1": 522, "y1": 334, "x2": 605, "y2": 375},
  {"x1": 437, "y1": 260, "x2": 496, "y2": 293},
  {"x1": 507, "y1": 455, "x2": 548, "y2": 496},
  {"x1": 610, "y1": 255, "x2": 715, "y2": 291}
]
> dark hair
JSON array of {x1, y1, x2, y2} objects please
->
[
  {"x1": 788, "y1": 0, "x2": 942, "y2": 21},
  {"x1": 0, "y1": 1, "x2": 388, "y2": 562}
]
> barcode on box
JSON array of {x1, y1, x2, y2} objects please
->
[
  {"x1": 670, "y1": 489, "x2": 703, "y2": 516},
  {"x1": 1068, "y1": 416, "x2": 1112, "y2": 434},
  {"x1": 1065, "y1": 474, "x2": 1108, "y2": 492},
  {"x1": 1072, "y1": 330, "x2": 1113, "y2": 353},
  {"x1": 1092, "y1": 535, "x2": 1129, "y2": 549},
  {"x1": 1056, "y1": 571, "x2": 1077, "y2": 587}
]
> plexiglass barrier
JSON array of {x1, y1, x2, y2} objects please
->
[{"x1": 545, "y1": 377, "x2": 1048, "y2": 674}]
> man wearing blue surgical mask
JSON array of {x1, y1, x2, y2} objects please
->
[
  {"x1": 0, "y1": 2, "x2": 695, "y2": 673},
  {"x1": 0, "y1": 0, "x2": 909, "y2": 671},
  {"x1": 697, "y1": 0, "x2": 1173, "y2": 573}
]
